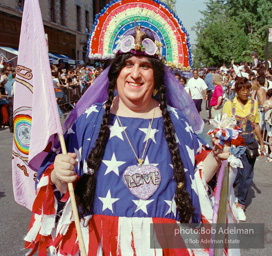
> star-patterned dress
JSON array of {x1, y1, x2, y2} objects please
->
[{"x1": 24, "y1": 103, "x2": 227, "y2": 256}]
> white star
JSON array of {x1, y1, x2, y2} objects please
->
[
  {"x1": 139, "y1": 122, "x2": 159, "y2": 143},
  {"x1": 85, "y1": 105, "x2": 98, "y2": 118},
  {"x1": 184, "y1": 121, "x2": 193, "y2": 140},
  {"x1": 74, "y1": 147, "x2": 82, "y2": 169},
  {"x1": 98, "y1": 190, "x2": 119, "y2": 213},
  {"x1": 169, "y1": 164, "x2": 175, "y2": 179},
  {"x1": 175, "y1": 133, "x2": 181, "y2": 144},
  {"x1": 109, "y1": 119, "x2": 127, "y2": 140},
  {"x1": 164, "y1": 197, "x2": 177, "y2": 217},
  {"x1": 87, "y1": 138, "x2": 91, "y2": 141},
  {"x1": 190, "y1": 175, "x2": 198, "y2": 195},
  {"x1": 83, "y1": 159, "x2": 88, "y2": 174},
  {"x1": 133, "y1": 199, "x2": 154, "y2": 215},
  {"x1": 196, "y1": 140, "x2": 203, "y2": 154},
  {"x1": 143, "y1": 155, "x2": 159, "y2": 166},
  {"x1": 102, "y1": 152, "x2": 126, "y2": 176},
  {"x1": 185, "y1": 144, "x2": 195, "y2": 167},
  {"x1": 67, "y1": 127, "x2": 75, "y2": 135},
  {"x1": 167, "y1": 105, "x2": 179, "y2": 119}
]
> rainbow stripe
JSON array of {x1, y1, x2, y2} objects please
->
[
  {"x1": 87, "y1": 0, "x2": 192, "y2": 68},
  {"x1": 14, "y1": 114, "x2": 32, "y2": 155}
]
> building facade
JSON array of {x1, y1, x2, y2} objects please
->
[{"x1": 0, "y1": 0, "x2": 111, "y2": 64}]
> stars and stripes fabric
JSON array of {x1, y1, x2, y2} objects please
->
[
  {"x1": 38, "y1": 103, "x2": 208, "y2": 222},
  {"x1": 25, "y1": 103, "x2": 238, "y2": 255},
  {"x1": 25, "y1": 104, "x2": 240, "y2": 256}
]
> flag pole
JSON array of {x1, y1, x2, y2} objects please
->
[
  {"x1": 59, "y1": 134, "x2": 87, "y2": 256},
  {"x1": 209, "y1": 160, "x2": 229, "y2": 256},
  {"x1": 44, "y1": 7, "x2": 85, "y2": 255},
  {"x1": 214, "y1": 162, "x2": 229, "y2": 256}
]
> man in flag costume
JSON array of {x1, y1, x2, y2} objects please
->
[
  {"x1": 24, "y1": 21, "x2": 238, "y2": 255},
  {"x1": 14, "y1": 0, "x2": 240, "y2": 255}
]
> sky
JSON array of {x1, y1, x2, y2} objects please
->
[{"x1": 175, "y1": 0, "x2": 207, "y2": 45}]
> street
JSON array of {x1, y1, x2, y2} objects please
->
[{"x1": 0, "y1": 108, "x2": 272, "y2": 256}]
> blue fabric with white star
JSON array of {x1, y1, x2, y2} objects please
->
[{"x1": 37, "y1": 103, "x2": 210, "y2": 223}]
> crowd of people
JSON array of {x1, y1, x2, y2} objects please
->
[
  {"x1": 0, "y1": 57, "x2": 105, "y2": 129},
  {"x1": 50, "y1": 63, "x2": 105, "y2": 118},
  {"x1": 174, "y1": 56, "x2": 272, "y2": 163},
  {"x1": 173, "y1": 55, "x2": 272, "y2": 222},
  {"x1": 0, "y1": 57, "x2": 15, "y2": 131}
]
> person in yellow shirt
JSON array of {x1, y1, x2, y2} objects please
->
[{"x1": 222, "y1": 77, "x2": 265, "y2": 222}]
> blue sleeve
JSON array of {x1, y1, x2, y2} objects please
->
[{"x1": 35, "y1": 103, "x2": 104, "y2": 186}]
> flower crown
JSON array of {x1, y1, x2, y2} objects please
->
[{"x1": 113, "y1": 20, "x2": 163, "y2": 59}]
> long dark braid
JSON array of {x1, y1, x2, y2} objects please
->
[
  {"x1": 149, "y1": 58, "x2": 194, "y2": 223},
  {"x1": 75, "y1": 54, "x2": 133, "y2": 217}
]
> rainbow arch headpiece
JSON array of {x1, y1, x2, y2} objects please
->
[{"x1": 87, "y1": 0, "x2": 193, "y2": 70}]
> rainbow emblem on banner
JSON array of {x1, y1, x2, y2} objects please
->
[
  {"x1": 14, "y1": 114, "x2": 32, "y2": 155},
  {"x1": 87, "y1": 0, "x2": 192, "y2": 69}
]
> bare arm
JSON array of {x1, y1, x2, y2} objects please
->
[
  {"x1": 214, "y1": 96, "x2": 223, "y2": 109},
  {"x1": 0, "y1": 92, "x2": 8, "y2": 99},
  {"x1": 202, "y1": 138, "x2": 231, "y2": 182},
  {"x1": 257, "y1": 88, "x2": 267, "y2": 106},
  {"x1": 255, "y1": 123, "x2": 266, "y2": 156},
  {"x1": 251, "y1": 90, "x2": 257, "y2": 100},
  {"x1": 56, "y1": 80, "x2": 61, "y2": 88},
  {"x1": 203, "y1": 89, "x2": 207, "y2": 100},
  {"x1": 253, "y1": 58, "x2": 258, "y2": 69}
]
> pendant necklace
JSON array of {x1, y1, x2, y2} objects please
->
[
  {"x1": 113, "y1": 102, "x2": 155, "y2": 166},
  {"x1": 112, "y1": 101, "x2": 161, "y2": 200}
]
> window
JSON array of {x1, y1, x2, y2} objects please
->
[
  {"x1": 76, "y1": 5, "x2": 81, "y2": 32},
  {"x1": 85, "y1": 10, "x2": 89, "y2": 33},
  {"x1": 50, "y1": 0, "x2": 56, "y2": 23},
  {"x1": 72, "y1": 49, "x2": 76, "y2": 60},
  {"x1": 60, "y1": 0, "x2": 65, "y2": 26}
]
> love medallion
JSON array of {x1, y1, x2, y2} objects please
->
[{"x1": 123, "y1": 164, "x2": 161, "y2": 200}]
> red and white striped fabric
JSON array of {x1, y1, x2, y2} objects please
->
[{"x1": 24, "y1": 164, "x2": 237, "y2": 256}]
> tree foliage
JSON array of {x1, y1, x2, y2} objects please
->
[
  {"x1": 192, "y1": 0, "x2": 272, "y2": 67},
  {"x1": 160, "y1": 0, "x2": 176, "y2": 12}
]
